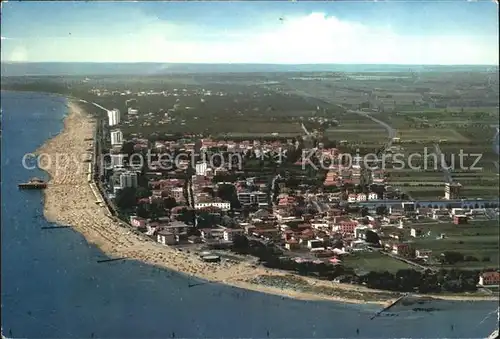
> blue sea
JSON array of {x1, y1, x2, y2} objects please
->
[{"x1": 1, "y1": 90, "x2": 497, "y2": 338}]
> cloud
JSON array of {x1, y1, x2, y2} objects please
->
[
  {"x1": 1, "y1": 11, "x2": 498, "y2": 64},
  {"x1": 122, "y1": 12, "x2": 496, "y2": 65},
  {"x1": 7, "y1": 45, "x2": 28, "y2": 62}
]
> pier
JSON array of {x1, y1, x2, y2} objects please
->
[
  {"x1": 18, "y1": 177, "x2": 47, "y2": 189},
  {"x1": 96, "y1": 257, "x2": 127, "y2": 263},
  {"x1": 370, "y1": 293, "x2": 409, "y2": 320},
  {"x1": 41, "y1": 226, "x2": 71, "y2": 230}
]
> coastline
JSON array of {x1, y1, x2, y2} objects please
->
[{"x1": 34, "y1": 99, "x2": 499, "y2": 306}]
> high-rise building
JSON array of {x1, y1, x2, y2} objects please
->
[
  {"x1": 195, "y1": 161, "x2": 208, "y2": 176},
  {"x1": 119, "y1": 171, "x2": 138, "y2": 189},
  {"x1": 444, "y1": 182, "x2": 462, "y2": 200},
  {"x1": 107, "y1": 109, "x2": 121, "y2": 126},
  {"x1": 110, "y1": 130, "x2": 123, "y2": 146}
]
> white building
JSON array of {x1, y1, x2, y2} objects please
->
[
  {"x1": 354, "y1": 226, "x2": 369, "y2": 239},
  {"x1": 237, "y1": 191, "x2": 268, "y2": 206},
  {"x1": 110, "y1": 130, "x2": 123, "y2": 146},
  {"x1": 194, "y1": 201, "x2": 231, "y2": 211},
  {"x1": 356, "y1": 193, "x2": 367, "y2": 202},
  {"x1": 195, "y1": 161, "x2": 208, "y2": 176},
  {"x1": 128, "y1": 107, "x2": 138, "y2": 115},
  {"x1": 107, "y1": 109, "x2": 121, "y2": 126},
  {"x1": 157, "y1": 230, "x2": 176, "y2": 245},
  {"x1": 119, "y1": 171, "x2": 138, "y2": 189},
  {"x1": 110, "y1": 154, "x2": 127, "y2": 168},
  {"x1": 444, "y1": 182, "x2": 462, "y2": 200},
  {"x1": 368, "y1": 192, "x2": 378, "y2": 201},
  {"x1": 311, "y1": 221, "x2": 329, "y2": 230}
]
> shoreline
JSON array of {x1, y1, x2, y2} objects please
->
[{"x1": 34, "y1": 98, "x2": 499, "y2": 306}]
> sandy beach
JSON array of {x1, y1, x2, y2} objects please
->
[{"x1": 35, "y1": 100, "x2": 498, "y2": 306}]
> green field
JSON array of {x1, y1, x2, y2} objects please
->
[
  {"x1": 342, "y1": 251, "x2": 414, "y2": 273},
  {"x1": 410, "y1": 221, "x2": 499, "y2": 269}
]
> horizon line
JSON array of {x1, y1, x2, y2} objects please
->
[{"x1": 1, "y1": 61, "x2": 498, "y2": 67}]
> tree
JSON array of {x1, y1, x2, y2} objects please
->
[
  {"x1": 135, "y1": 186, "x2": 151, "y2": 200},
  {"x1": 440, "y1": 251, "x2": 464, "y2": 265},
  {"x1": 120, "y1": 141, "x2": 135, "y2": 158},
  {"x1": 360, "y1": 207, "x2": 369, "y2": 217},
  {"x1": 232, "y1": 234, "x2": 249, "y2": 250},
  {"x1": 217, "y1": 184, "x2": 241, "y2": 209},
  {"x1": 115, "y1": 187, "x2": 137, "y2": 210},
  {"x1": 332, "y1": 239, "x2": 344, "y2": 249},
  {"x1": 136, "y1": 203, "x2": 150, "y2": 218},
  {"x1": 365, "y1": 230, "x2": 380, "y2": 246},
  {"x1": 163, "y1": 197, "x2": 177, "y2": 210},
  {"x1": 149, "y1": 202, "x2": 165, "y2": 220},
  {"x1": 176, "y1": 208, "x2": 195, "y2": 224},
  {"x1": 376, "y1": 206, "x2": 388, "y2": 216}
]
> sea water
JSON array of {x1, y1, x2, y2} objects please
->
[{"x1": 1, "y1": 90, "x2": 497, "y2": 338}]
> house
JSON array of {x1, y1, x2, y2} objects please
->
[
  {"x1": 252, "y1": 228, "x2": 280, "y2": 241},
  {"x1": 432, "y1": 209, "x2": 449, "y2": 220},
  {"x1": 336, "y1": 221, "x2": 359, "y2": 234},
  {"x1": 410, "y1": 228, "x2": 424, "y2": 237},
  {"x1": 356, "y1": 193, "x2": 367, "y2": 202},
  {"x1": 391, "y1": 242, "x2": 414, "y2": 257},
  {"x1": 188, "y1": 235, "x2": 202, "y2": 244},
  {"x1": 311, "y1": 221, "x2": 329, "y2": 230},
  {"x1": 157, "y1": 230, "x2": 176, "y2": 245},
  {"x1": 244, "y1": 224, "x2": 256, "y2": 235},
  {"x1": 368, "y1": 192, "x2": 378, "y2": 201},
  {"x1": 130, "y1": 216, "x2": 147, "y2": 230},
  {"x1": 347, "y1": 194, "x2": 357, "y2": 203},
  {"x1": 307, "y1": 239, "x2": 323, "y2": 249},
  {"x1": 382, "y1": 215, "x2": 399, "y2": 225},
  {"x1": 253, "y1": 209, "x2": 270, "y2": 219},
  {"x1": 223, "y1": 228, "x2": 245, "y2": 242},
  {"x1": 200, "y1": 228, "x2": 212, "y2": 240},
  {"x1": 453, "y1": 215, "x2": 468, "y2": 225},
  {"x1": 350, "y1": 240, "x2": 368, "y2": 251},
  {"x1": 354, "y1": 226, "x2": 369, "y2": 240},
  {"x1": 389, "y1": 232, "x2": 405, "y2": 241},
  {"x1": 417, "y1": 207, "x2": 433, "y2": 217},
  {"x1": 285, "y1": 239, "x2": 300, "y2": 251},
  {"x1": 479, "y1": 271, "x2": 500, "y2": 286},
  {"x1": 415, "y1": 249, "x2": 432, "y2": 258},
  {"x1": 451, "y1": 208, "x2": 466, "y2": 216}
]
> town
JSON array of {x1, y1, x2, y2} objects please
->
[
  {"x1": 91, "y1": 95, "x2": 499, "y2": 295},
  {"x1": 3, "y1": 71, "x2": 499, "y2": 296}
]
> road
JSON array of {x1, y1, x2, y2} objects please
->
[
  {"x1": 433, "y1": 143, "x2": 453, "y2": 184},
  {"x1": 352, "y1": 109, "x2": 397, "y2": 140},
  {"x1": 284, "y1": 84, "x2": 397, "y2": 145},
  {"x1": 301, "y1": 122, "x2": 311, "y2": 136}
]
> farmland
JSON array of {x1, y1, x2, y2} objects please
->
[{"x1": 410, "y1": 220, "x2": 499, "y2": 270}]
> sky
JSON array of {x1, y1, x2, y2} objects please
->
[{"x1": 1, "y1": 1, "x2": 498, "y2": 65}]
